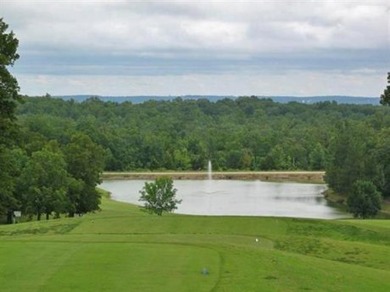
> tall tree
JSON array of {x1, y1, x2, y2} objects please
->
[
  {"x1": 380, "y1": 72, "x2": 390, "y2": 106},
  {"x1": 325, "y1": 121, "x2": 381, "y2": 195},
  {"x1": 64, "y1": 133, "x2": 105, "y2": 215},
  {"x1": 0, "y1": 18, "x2": 21, "y2": 144},
  {"x1": 0, "y1": 19, "x2": 21, "y2": 222}
]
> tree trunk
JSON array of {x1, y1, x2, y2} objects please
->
[
  {"x1": 6, "y1": 210, "x2": 13, "y2": 224},
  {"x1": 37, "y1": 212, "x2": 41, "y2": 221}
]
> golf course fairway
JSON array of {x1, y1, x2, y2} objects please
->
[{"x1": 0, "y1": 195, "x2": 389, "y2": 291}]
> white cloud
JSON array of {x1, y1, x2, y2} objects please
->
[
  {"x1": 14, "y1": 69, "x2": 385, "y2": 97},
  {"x1": 2, "y1": 0, "x2": 389, "y2": 96},
  {"x1": 4, "y1": 1, "x2": 388, "y2": 53}
]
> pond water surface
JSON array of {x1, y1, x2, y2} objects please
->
[{"x1": 100, "y1": 180, "x2": 348, "y2": 219}]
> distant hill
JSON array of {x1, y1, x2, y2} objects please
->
[
  {"x1": 56, "y1": 95, "x2": 234, "y2": 104},
  {"x1": 55, "y1": 95, "x2": 381, "y2": 105},
  {"x1": 269, "y1": 96, "x2": 380, "y2": 105}
]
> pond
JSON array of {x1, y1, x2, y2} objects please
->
[{"x1": 99, "y1": 180, "x2": 348, "y2": 219}]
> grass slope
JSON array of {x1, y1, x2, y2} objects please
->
[{"x1": 1, "y1": 196, "x2": 389, "y2": 291}]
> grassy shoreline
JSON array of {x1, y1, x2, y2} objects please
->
[
  {"x1": 324, "y1": 189, "x2": 390, "y2": 219},
  {"x1": 102, "y1": 170, "x2": 325, "y2": 183}
]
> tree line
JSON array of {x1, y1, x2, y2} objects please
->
[
  {"x1": 1, "y1": 134, "x2": 105, "y2": 222},
  {"x1": 15, "y1": 95, "x2": 390, "y2": 173}
]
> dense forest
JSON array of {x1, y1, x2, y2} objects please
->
[{"x1": 15, "y1": 95, "x2": 390, "y2": 173}]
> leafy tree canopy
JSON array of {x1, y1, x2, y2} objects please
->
[
  {"x1": 347, "y1": 180, "x2": 382, "y2": 219},
  {"x1": 380, "y1": 72, "x2": 390, "y2": 106},
  {"x1": 0, "y1": 18, "x2": 22, "y2": 222},
  {"x1": 139, "y1": 177, "x2": 182, "y2": 216},
  {"x1": 64, "y1": 133, "x2": 106, "y2": 215},
  {"x1": 18, "y1": 147, "x2": 70, "y2": 220},
  {"x1": 0, "y1": 18, "x2": 21, "y2": 142}
]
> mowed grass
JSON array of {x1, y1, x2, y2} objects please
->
[
  {"x1": 0, "y1": 241, "x2": 219, "y2": 292},
  {"x1": 1, "y1": 196, "x2": 389, "y2": 291}
]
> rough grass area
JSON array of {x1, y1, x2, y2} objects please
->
[{"x1": 0, "y1": 195, "x2": 389, "y2": 291}]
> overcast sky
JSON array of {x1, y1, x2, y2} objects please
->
[{"x1": 2, "y1": 0, "x2": 389, "y2": 97}]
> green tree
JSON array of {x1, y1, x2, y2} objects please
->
[
  {"x1": 380, "y1": 72, "x2": 390, "y2": 106},
  {"x1": 0, "y1": 147, "x2": 18, "y2": 222},
  {"x1": 172, "y1": 147, "x2": 191, "y2": 170},
  {"x1": 309, "y1": 143, "x2": 327, "y2": 170},
  {"x1": 261, "y1": 145, "x2": 292, "y2": 170},
  {"x1": 325, "y1": 122, "x2": 380, "y2": 194},
  {"x1": 347, "y1": 180, "x2": 382, "y2": 218},
  {"x1": 0, "y1": 18, "x2": 21, "y2": 144},
  {"x1": 375, "y1": 128, "x2": 390, "y2": 197},
  {"x1": 0, "y1": 19, "x2": 22, "y2": 222},
  {"x1": 64, "y1": 133, "x2": 105, "y2": 215},
  {"x1": 187, "y1": 137, "x2": 207, "y2": 170},
  {"x1": 139, "y1": 177, "x2": 181, "y2": 216},
  {"x1": 0, "y1": 147, "x2": 28, "y2": 222},
  {"x1": 18, "y1": 147, "x2": 69, "y2": 220}
]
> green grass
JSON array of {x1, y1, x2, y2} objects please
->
[
  {"x1": 0, "y1": 241, "x2": 219, "y2": 292},
  {"x1": 1, "y1": 197, "x2": 389, "y2": 291}
]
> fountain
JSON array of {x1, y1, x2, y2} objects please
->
[{"x1": 208, "y1": 160, "x2": 212, "y2": 180}]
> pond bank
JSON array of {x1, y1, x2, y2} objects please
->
[
  {"x1": 102, "y1": 171, "x2": 325, "y2": 183},
  {"x1": 324, "y1": 189, "x2": 390, "y2": 219}
]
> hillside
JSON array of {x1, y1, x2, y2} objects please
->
[{"x1": 0, "y1": 195, "x2": 389, "y2": 291}]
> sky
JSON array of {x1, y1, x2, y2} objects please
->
[{"x1": 2, "y1": 0, "x2": 390, "y2": 97}]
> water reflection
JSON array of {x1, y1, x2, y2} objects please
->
[{"x1": 99, "y1": 180, "x2": 348, "y2": 219}]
